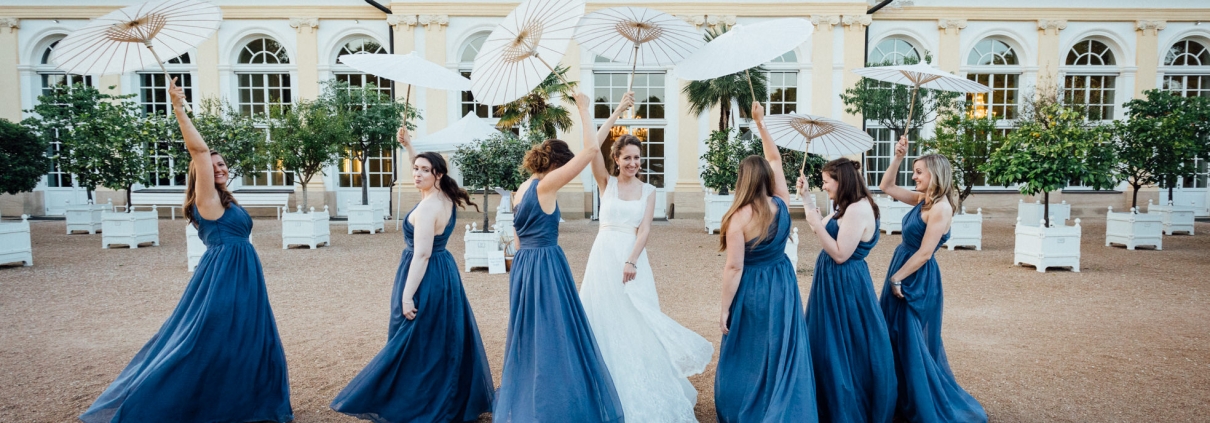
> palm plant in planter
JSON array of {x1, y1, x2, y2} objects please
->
[
  {"x1": 983, "y1": 94, "x2": 1117, "y2": 271},
  {"x1": 495, "y1": 65, "x2": 576, "y2": 138}
]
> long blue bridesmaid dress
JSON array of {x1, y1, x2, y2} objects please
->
[
  {"x1": 331, "y1": 206, "x2": 494, "y2": 422},
  {"x1": 715, "y1": 197, "x2": 818, "y2": 423},
  {"x1": 805, "y1": 217, "x2": 897, "y2": 423},
  {"x1": 880, "y1": 203, "x2": 987, "y2": 423},
  {"x1": 493, "y1": 181, "x2": 625, "y2": 422},
  {"x1": 79, "y1": 204, "x2": 292, "y2": 423}
]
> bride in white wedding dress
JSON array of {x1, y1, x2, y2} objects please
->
[{"x1": 580, "y1": 91, "x2": 713, "y2": 423}]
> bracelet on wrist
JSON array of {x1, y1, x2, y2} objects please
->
[{"x1": 625, "y1": 261, "x2": 636, "y2": 268}]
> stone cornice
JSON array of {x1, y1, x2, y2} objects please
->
[
  {"x1": 810, "y1": 15, "x2": 841, "y2": 28},
  {"x1": 418, "y1": 14, "x2": 448, "y2": 27},
  {"x1": 1037, "y1": 19, "x2": 1068, "y2": 36},
  {"x1": 937, "y1": 18, "x2": 967, "y2": 35},
  {"x1": 1136, "y1": 20, "x2": 1168, "y2": 36},
  {"x1": 387, "y1": 14, "x2": 418, "y2": 31},
  {"x1": 0, "y1": 17, "x2": 17, "y2": 33},
  {"x1": 288, "y1": 17, "x2": 319, "y2": 33},
  {"x1": 842, "y1": 15, "x2": 872, "y2": 31}
]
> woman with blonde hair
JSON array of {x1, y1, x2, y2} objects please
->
[
  {"x1": 492, "y1": 91, "x2": 625, "y2": 422},
  {"x1": 878, "y1": 136, "x2": 987, "y2": 423},
  {"x1": 80, "y1": 78, "x2": 292, "y2": 422},
  {"x1": 714, "y1": 102, "x2": 818, "y2": 422},
  {"x1": 797, "y1": 155, "x2": 896, "y2": 421}
]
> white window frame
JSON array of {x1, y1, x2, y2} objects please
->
[
  {"x1": 863, "y1": 38, "x2": 923, "y2": 189},
  {"x1": 1160, "y1": 38, "x2": 1210, "y2": 189},
  {"x1": 591, "y1": 56, "x2": 669, "y2": 189},
  {"x1": 234, "y1": 37, "x2": 294, "y2": 188},
  {"x1": 34, "y1": 39, "x2": 94, "y2": 189}
]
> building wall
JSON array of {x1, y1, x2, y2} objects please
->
[{"x1": 1, "y1": 1, "x2": 1208, "y2": 219}]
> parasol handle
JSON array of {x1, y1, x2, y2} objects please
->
[
  {"x1": 904, "y1": 85, "x2": 919, "y2": 142},
  {"x1": 628, "y1": 35, "x2": 642, "y2": 118},
  {"x1": 145, "y1": 43, "x2": 192, "y2": 116},
  {"x1": 744, "y1": 69, "x2": 758, "y2": 106},
  {"x1": 535, "y1": 54, "x2": 574, "y2": 91},
  {"x1": 795, "y1": 137, "x2": 812, "y2": 200}
]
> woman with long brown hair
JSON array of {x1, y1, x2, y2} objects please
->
[
  {"x1": 714, "y1": 102, "x2": 818, "y2": 422},
  {"x1": 797, "y1": 154, "x2": 896, "y2": 422},
  {"x1": 492, "y1": 91, "x2": 625, "y2": 422},
  {"x1": 878, "y1": 136, "x2": 986, "y2": 422},
  {"x1": 330, "y1": 125, "x2": 493, "y2": 422},
  {"x1": 80, "y1": 78, "x2": 292, "y2": 422}
]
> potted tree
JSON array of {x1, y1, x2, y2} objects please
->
[
  {"x1": 983, "y1": 95, "x2": 1117, "y2": 272},
  {"x1": 0, "y1": 119, "x2": 43, "y2": 266},
  {"x1": 920, "y1": 110, "x2": 1006, "y2": 250},
  {"x1": 1124, "y1": 90, "x2": 1210, "y2": 232},
  {"x1": 453, "y1": 131, "x2": 535, "y2": 272},
  {"x1": 699, "y1": 130, "x2": 749, "y2": 233},
  {"x1": 330, "y1": 80, "x2": 415, "y2": 231},
  {"x1": 268, "y1": 97, "x2": 347, "y2": 248}
]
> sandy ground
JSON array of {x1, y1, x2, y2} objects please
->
[{"x1": 0, "y1": 214, "x2": 1208, "y2": 422}]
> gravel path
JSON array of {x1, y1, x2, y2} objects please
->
[{"x1": 1, "y1": 216, "x2": 1207, "y2": 422}]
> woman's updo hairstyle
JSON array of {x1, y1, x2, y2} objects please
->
[
  {"x1": 523, "y1": 139, "x2": 575, "y2": 175},
  {"x1": 609, "y1": 134, "x2": 643, "y2": 176},
  {"x1": 822, "y1": 157, "x2": 880, "y2": 220}
]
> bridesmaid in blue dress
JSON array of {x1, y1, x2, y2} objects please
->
[
  {"x1": 877, "y1": 136, "x2": 987, "y2": 423},
  {"x1": 798, "y1": 157, "x2": 896, "y2": 423},
  {"x1": 330, "y1": 126, "x2": 493, "y2": 422},
  {"x1": 80, "y1": 78, "x2": 292, "y2": 422},
  {"x1": 493, "y1": 91, "x2": 624, "y2": 423},
  {"x1": 715, "y1": 102, "x2": 818, "y2": 423}
]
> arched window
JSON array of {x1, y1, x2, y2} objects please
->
[
  {"x1": 458, "y1": 32, "x2": 499, "y2": 120},
  {"x1": 333, "y1": 38, "x2": 393, "y2": 190},
  {"x1": 140, "y1": 52, "x2": 194, "y2": 187},
  {"x1": 590, "y1": 38, "x2": 668, "y2": 188},
  {"x1": 333, "y1": 37, "x2": 392, "y2": 98},
  {"x1": 235, "y1": 37, "x2": 293, "y2": 187},
  {"x1": 36, "y1": 39, "x2": 92, "y2": 189},
  {"x1": 1161, "y1": 38, "x2": 1210, "y2": 191},
  {"x1": 965, "y1": 39, "x2": 1020, "y2": 120},
  {"x1": 870, "y1": 38, "x2": 920, "y2": 65},
  {"x1": 1063, "y1": 39, "x2": 1117, "y2": 121}
]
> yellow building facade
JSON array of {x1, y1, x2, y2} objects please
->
[{"x1": 2, "y1": 0, "x2": 1209, "y2": 219}]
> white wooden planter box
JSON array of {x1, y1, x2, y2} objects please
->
[
  {"x1": 1159, "y1": 186, "x2": 1208, "y2": 217},
  {"x1": 945, "y1": 207, "x2": 983, "y2": 251},
  {"x1": 784, "y1": 226, "x2": 800, "y2": 270},
  {"x1": 282, "y1": 205, "x2": 331, "y2": 249},
  {"x1": 464, "y1": 222, "x2": 500, "y2": 272},
  {"x1": 0, "y1": 214, "x2": 33, "y2": 267},
  {"x1": 65, "y1": 199, "x2": 112, "y2": 234},
  {"x1": 1017, "y1": 199, "x2": 1070, "y2": 226},
  {"x1": 874, "y1": 195, "x2": 913, "y2": 235},
  {"x1": 704, "y1": 193, "x2": 735, "y2": 234},
  {"x1": 186, "y1": 223, "x2": 206, "y2": 272},
  {"x1": 347, "y1": 200, "x2": 386, "y2": 234},
  {"x1": 1147, "y1": 199, "x2": 1196, "y2": 235},
  {"x1": 1014, "y1": 218, "x2": 1082, "y2": 273},
  {"x1": 1105, "y1": 207, "x2": 1163, "y2": 250},
  {"x1": 102, "y1": 209, "x2": 160, "y2": 249},
  {"x1": 494, "y1": 210, "x2": 514, "y2": 239}
]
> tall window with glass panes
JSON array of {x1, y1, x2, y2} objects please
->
[
  {"x1": 235, "y1": 37, "x2": 293, "y2": 187},
  {"x1": 962, "y1": 38, "x2": 1021, "y2": 188},
  {"x1": 333, "y1": 38, "x2": 394, "y2": 191},
  {"x1": 458, "y1": 32, "x2": 510, "y2": 135},
  {"x1": 593, "y1": 55, "x2": 667, "y2": 188},
  {"x1": 139, "y1": 53, "x2": 194, "y2": 188},
  {"x1": 1062, "y1": 39, "x2": 1118, "y2": 188},
  {"x1": 1161, "y1": 38, "x2": 1210, "y2": 190},
  {"x1": 37, "y1": 40, "x2": 92, "y2": 189},
  {"x1": 864, "y1": 38, "x2": 922, "y2": 188}
]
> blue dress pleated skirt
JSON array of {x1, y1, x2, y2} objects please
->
[
  {"x1": 493, "y1": 181, "x2": 625, "y2": 423},
  {"x1": 331, "y1": 207, "x2": 494, "y2": 423},
  {"x1": 805, "y1": 217, "x2": 897, "y2": 423},
  {"x1": 715, "y1": 197, "x2": 818, "y2": 423},
  {"x1": 880, "y1": 203, "x2": 987, "y2": 423},
  {"x1": 79, "y1": 205, "x2": 292, "y2": 423}
]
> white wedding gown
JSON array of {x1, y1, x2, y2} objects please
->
[{"x1": 580, "y1": 176, "x2": 714, "y2": 423}]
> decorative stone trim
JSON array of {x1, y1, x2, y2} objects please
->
[
  {"x1": 289, "y1": 17, "x2": 319, "y2": 33},
  {"x1": 387, "y1": 14, "x2": 418, "y2": 31},
  {"x1": 937, "y1": 18, "x2": 968, "y2": 35},
  {"x1": 842, "y1": 15, "x2": 872, "y2": 31},
  {"x1": 0, "y1": 18, "x2": 18, "y2": 33},
  {"x1": 1136, "y1": 20, "x2": 1167, "y2": 36},
  {"x1": 706, "y1": 14, "x2": 735, "y2": 30},
  {"x1": 1037, "y1": 19, "x2": 1067, "y2": 35},
  {"x1": 419, "y1": 14, "x2": 449, "y2": 27},
  {"x1": 810, "y1": 15, "x2": 840, "y2": 28},
  {"x1": 677, "y1": 14, "x2": 706, "y2": 28}
]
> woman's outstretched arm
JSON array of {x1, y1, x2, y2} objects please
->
[
  {"x1": 590, "y1": 92, "x2": 634, "y2": 190},
  {"x1": 170, "y1": 78, "x2": 222, "y2": 219}
]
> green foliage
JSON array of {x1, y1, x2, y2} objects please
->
[
  {"x1": 187, "y1": 97, "x2": 269, "y2": 181},
  {"x1": 328, "y1": 79, "x2": 419, "y2": 205},
  {"x1": 780, "y1": 148, "x2": 826, "y2": 189},
  {"x1": 24, "y1": 84, "x2": 168, "y2": 206},
  {"x1": 840, "y1": 54, "x2": 961, "y2": 138},
  {"x1": 453, "y1": 130, "x2": 540, "y2": 229},
  {"x1": 682, "y1": 25, "x2": 768, "y2": 132},
  {"x1": 1116, "y1": 89, "x2": 1210, "y2": 203},
  {"x1": 918, "y1": 110, "x2": 1006, "y2": 208},
  {"x1": 267, "y1": 99, "x2": 350, "y2": 208},
  {"x1": 983, "y1": 96, "x2": 1117, "y2": 226},
  {"x1": 0, "y1": 118, "x2": 50, "y2": 195},
  {"x1": 495, "y1": 65, "x2": 577, "y2": 139},
  {"x1": 700, "y1": 129, "x2": 821, "y2": 194}
]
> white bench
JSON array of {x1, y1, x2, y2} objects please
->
[
  {"x1": 130, "y1": 190, "x2": 185, "y2": 219},
  {"x1": 231, "y1": 190, "x2": 291, "y2": 219}
]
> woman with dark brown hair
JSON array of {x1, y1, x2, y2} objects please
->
[
  {"x1": 492, "y1": 91, "x2": 624, "y2": 422},
  {"x1": 714, "y1": 102, "x2": 818, "y2": 422},
  {"x1": 330, "y1": 125, "x2": 493, "y2": 422},
  {"x1": 80, "y1": 78, "x2": 292, "y2": 423},
  {"x1": 797, "y1": 156, "x2": 896, "y2": 422},
  {"x1": 579, "y1": 92, "x2": 712, "y2": 422}
]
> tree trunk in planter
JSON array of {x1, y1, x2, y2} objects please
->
[
  {"x1": 483, "y1": 187, "x2": 491, "y2": 232},
  {"x1": 1043, "y1": 191, "x2": 1051, "y2": 228},
  {"x1": 300, "y1": 180, "x2": 310, "y2": 209},
  {"x1": 359, "y1": 150, "x2": 370, "y2": 206},
  {"x1": 125, "y1": 185, "x2": 133, "y2": 213}
]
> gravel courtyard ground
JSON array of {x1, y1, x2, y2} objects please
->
[{"x1": 1, "y1": 214, "x2": 1207, "y2": 422}]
